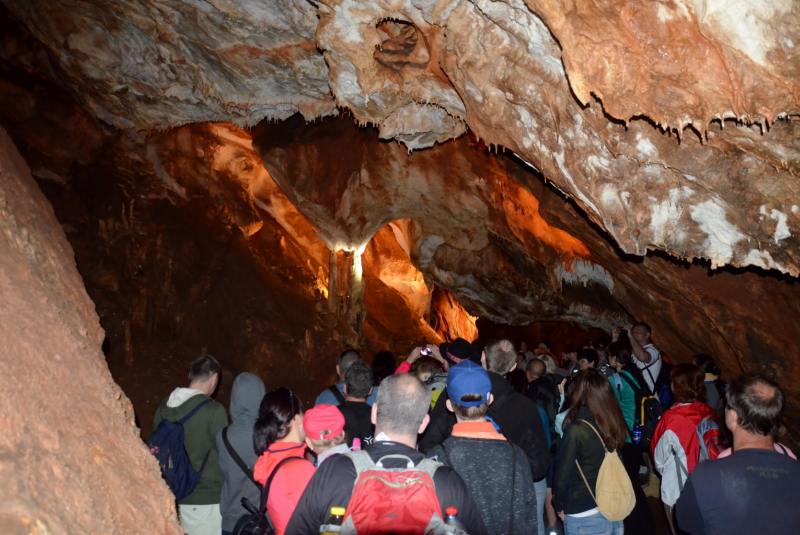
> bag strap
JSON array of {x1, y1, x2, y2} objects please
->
[
  {"x1": 777, "y1": 443, "x2": 788, "y2": 455},
  {"x1": 198, "y1": 447, "x2": 212, "y2": 474},
  {"x1": 509, "y1": 443, "x2": 516, "y2": 534},
  {"x1": 222, "y1": 427, "x2": 261, "y2": 490},
  {"x1": 671, "y1": 446, "x2": 688, "y2": 492},
  {"x1": 259, "y1": 456, "x2": 305, "y2": 530},
  {"x1": 613, "y1": 374, "x2": 622, "y2": 393},
  {"x1": 577, "y1": 419, "x2": 606, "y2": 449},
  {"x1": 328, "y1": 384, "x2": 346, "y2": 404},
  {"x1": 178, "y1": 398, "x2": 212, "y2": 425},
  {"x1": 574, "y1": 460, "x2": 597, "y2": 506}
]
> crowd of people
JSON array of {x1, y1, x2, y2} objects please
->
[{"x1": 149, "y1": 322, "x2": 800, "y2": 535}]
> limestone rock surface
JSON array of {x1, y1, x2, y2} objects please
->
[{"x1": 0, "y1": 126, "x2": 183, "y2": 535}]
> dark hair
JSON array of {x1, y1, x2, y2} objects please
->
[
  {"x1": 189, "y1": 354, "x2": 221, "y2": 383},
  {"x1": 577, "y1": 348, "x2": 599, "y2": 367},
  {"x1": 725, "y1": 374, "x2": 785, "y2": 438},
  {"x1": 345, "y1": 363, "x2": 374, "y2": 399},
  {"x1": 451, "y1": 394, "x2": 489, "y2": 421},
  {"x1": 375, "y1": 374, "x2": 430, "y2": 437},
  {"x1": 608, "y1": 341, "x2": 647, "y2": 388},
  {"x1": 485, "y1": 339, "x2": 517, "y2": 374},
  {"x1": 538, "y1": 340, "x2": 552, "y2": 351},
  {"x1": 632, "y1": 321, "x2": 652, "y2": 334},
  {"x1": 372, "y1": 351, "x2": 397, "y2": 386},
  {"x1": 506, "y1": 368, "x2": 528, "y2": 395},
  {"x1": 338, "y1": 349, "x2": 362, "y2": 377},
  {"x1": 670, "y1": 363, "x2": 707, "y2": 404},
  {"x1": 567, "y1": 369, "x2": 628, "y2": 450},
  {"x1": 692, "y1": 354, "x2": 721, "y2": 376},
  {"x1": 253, "y1": 387, "x2": 304, "y2": 455}
]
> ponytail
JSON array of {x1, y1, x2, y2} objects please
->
[{"x1": 253, "y1": 387, "x2": 303, "y2": 455}]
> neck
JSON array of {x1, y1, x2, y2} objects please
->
[
  {"x1": 733, "y1": 431, "x2": 774, "y2": 452},
  {"x1": 375, "y1": 429, "x2": 417, "y2": 449},
  {"x1": 189, "y1": 382, "x2": 210, "y2": 396},
  {"x1": 345, "y1": 395, "x2": 367, "y2": 402},
  {"x1": 456, "y1": 417, "x2": 487, "y2": 424}
]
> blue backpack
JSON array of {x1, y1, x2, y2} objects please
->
[{"x1": 147, "y1": 399, "x2": 212, "y2": 501}]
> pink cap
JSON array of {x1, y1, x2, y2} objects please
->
[{"x1": 303, "y1": 404, "x2": 345, "y2": 440}]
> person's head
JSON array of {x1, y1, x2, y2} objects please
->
[
  {"x1": 189, "y1": 354, "x2": 221, "y2": 395},
  {"x1": 506, "y1": 368, "x2": 528, "y2": 395},
  {"x1": 344, "y1": 363, "x2": 374, "y2": 400},
  {"x1": 372, "y1": 351, "x2": 397, "y2": 386},
  {"x1": 562, "y1": 345, "x2": 579, "y2": 365},
  {"x1": 411, "y1": 357, "x2": 440, "y2": 384},
  {"x1": 484, "y1": 339, "x2": 517, "y2": 374},
  {"x1": 606, "y1": 342, "x2": 630, "y2": 371},
  {"x1": 337, "y1": 349, "x2": 363, "y2": 382},
  {"x1": 725, "y1": 374, "x2": 786, "y2": 440},
  {"x1": 538, "y1": 341, "x2": 552, "y2": 352},
  {"x1": 567, "y1": 369, "x2": 628, "y2": 450},
  {"x1": 373, "y1": 374, "x2": 431, "y2": 444},
  {"x1": 520, "y1": 341, "x2": 528, "y2": 352},
  {"x1": 526, "y1": 358, "x2": 546, "y2": 382},
  {"x1": 577, "y1": 348, "x2": 599, "y2": 371},
  {"x1": 445, "y1": 360, "x2": 493, "y2": 423},
  {"x1": 670, "y1": 363, "x2": 707, "y2": 404},
  {"x1": 516, "y1": 353, "x2": 526, "y2": 367},
  {"x1": 253, "y1": 387, "x2": 305, "y2": 455},
  {"x1": 303, "y1": 404, "x2": 346, "y2": 455},
  {"x1": 631, "y1": 321, "x2": 652, "y2": 346},
  {"x1": 692, "y1": 354, "x2": 721, "y2": 377}
]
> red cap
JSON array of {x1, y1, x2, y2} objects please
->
[
  {"x1": 303, "y1": 404, "x2": 345, "y2": 440},
  {"x1": 446, "y1": 507, "x2": 458, "y2": 516}
]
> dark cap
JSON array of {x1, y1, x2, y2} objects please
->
[{"x1": 443, "y1": 338, "x2": 479, "y2": 366}]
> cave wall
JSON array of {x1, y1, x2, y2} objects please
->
[{"x1": 0, "y1": 126, "x2": 182, "y2": 534}]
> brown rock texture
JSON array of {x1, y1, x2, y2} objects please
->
[{"x1": 0, "y1": 126, "x2": 183, "y2": 534}]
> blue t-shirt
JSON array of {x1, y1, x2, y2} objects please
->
[
  {"x1": 676, "y1": 448, "x2": 800, "y2": 535},
  {"x1": 314, "y1": 381, "x2": 378, "y2": 406}
]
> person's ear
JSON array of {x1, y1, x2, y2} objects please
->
[
  {"x1": 725, "y1": 408, "x2": 738, "y2": 432},
  {"x1": 445, "y1": 399, "x2": 454, "y2": 413},
  {"x1": 481, "y1": 351, "x2": 487, "y2": 369},
  {"x1": 336, "y1": 364, "x2": 341, "y2": 378},
  {"x1": 487, "y1": 393, "x2": 494, "y2": 406},
  {"x1": 368, "y1": 386, "x2": 374, "y2": 396},
  {"x1": 343, "y1": 384, "x2": 348, "y2": 396},
  {"x1": 510, "y1": 363, "x2": 517, "y2": 373},
  {"x1": 418, "y1": 413, "x2": 431, "y2": 435},
  {"x1": 371, "y1": 402, "x2": 378, "y2": 426},
  {"x1": 304, "y1": 437, "x2": 314, "y2": 451}
]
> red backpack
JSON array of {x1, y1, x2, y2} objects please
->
[{"x1": 324, "y1": 450, "x2": 458, "y2": 534}]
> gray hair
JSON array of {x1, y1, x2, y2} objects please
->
[
  {"x1": 485, "y1": 339, "x2": 517, "y2": 374},
  {"x1": 338, "y1": 349, "x2": 363, "y2": 377},
  {"x1": 376, "y1": 374, "x2": 431, "y2": 437}
]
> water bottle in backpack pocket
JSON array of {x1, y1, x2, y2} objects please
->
[{"x1": 147, "y1": 399, "x2": 211, "y2": 501}]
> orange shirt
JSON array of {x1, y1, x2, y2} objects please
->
[{"x1": 451, "y1": 421, "x2": 507, "y2": 441}]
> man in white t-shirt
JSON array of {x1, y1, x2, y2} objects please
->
[{"x1": 614, "y1": 322, "x2": 662, "y2": 398}]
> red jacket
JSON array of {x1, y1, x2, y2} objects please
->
[
  {"x1": 651, "y1": 401, "x2": 716, "y2": 506},
  {"x1": 254, "y1": 442, "x2": 315, "y2": 535}
]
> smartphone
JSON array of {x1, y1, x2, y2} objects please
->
[{"x1": 420, "y1": 347, "x2": 432, "y2": 356}]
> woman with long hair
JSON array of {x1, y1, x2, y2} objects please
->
[
  {"x1": 252, "y1": 388, "x2": 315, "y2": 535},
  {"x1": 651, "y1": 363, "x2": 716, "y2": 535},
  {"x1": 553, "y1": 369, "x2": 630, "y2": 535}
]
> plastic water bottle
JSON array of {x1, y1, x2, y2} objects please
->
[
  {"x1": 633, "y1": 422, "x2": 642, "y2": 445},
  {"x1": 352, "y1": 438, "x2": 361, "y2": 451},
  {"x1": 321, "y1": 506, "x2": 346, "y2": 535},
  {"x1": 445, "y1": 507, "x2": 466, "y2": 530}
]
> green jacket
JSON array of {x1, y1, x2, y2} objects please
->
[
  {"x1": 153, "y1": 391, "x2": 229, "y2": 505},
  {"x1": 610, "y1": 370, "x2": 638, "y2": 443}
]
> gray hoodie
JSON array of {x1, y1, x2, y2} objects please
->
[{"x1": 216, "y1": 372, "x2": 266, "y2": 531}]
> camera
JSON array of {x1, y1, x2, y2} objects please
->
[{"x1": 420, "y1": 347, "x2": 431, "y2": 356}]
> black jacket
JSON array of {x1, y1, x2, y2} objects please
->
[
  {"x1": 419, "y1": 372, "x2": 551, "y2": 481},
  {"x1": 285, "y1": 440, "x2": 487, "y2": 535},
  {"x1": 337, "y1": 401, "x2": 374, "y2": 448},
  {"x1": 428, "y1": 435, "x2": 536, "y2": 535},
  {"x1": 552, "y1": 408, "x2": 607, "y2": 514}
]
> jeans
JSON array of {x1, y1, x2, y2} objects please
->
[
  {"x1": 564, "y1": 512, "x2": 624, "y2": 535},
  {"x1": 534, "y1": 478, "x2": 547, "y2": 535}
]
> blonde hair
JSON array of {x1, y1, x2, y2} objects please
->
[
  {"x1": 411, "y1": 358, "x2": 438, "y2": 383},
  {"x1": 538, "y1": 354, "x2": 557, "y2": 375},
  {"x1": 308, "y1": 430, "x2": 346, "y2": 452}
]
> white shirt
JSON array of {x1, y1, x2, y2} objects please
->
[{"x1": 633, "y1": 344, "x2": 662, "y2": 396}]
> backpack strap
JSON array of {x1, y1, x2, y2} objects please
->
[
  {"x1": 178, "y1": 398, "x2": 212, "y2": 425},
  {"x1": 574, "y1": 459, "x2": 597, "y2": 506},
  {"x1": 613, "y1": 374, "x2": 622, "y2": 393},
  {"x1": 777, "y1": 443, "x2": 788, "y2": 455},
  {"x1": 671, "y1": 446, "x2": 688, "y2": 492},
  {"x1": 222, "y1": 427, "x2": 261, "y2": 490},
  {"x1": 577, "y1": 419, "x2": 607, "y2": 449},
  {"x1": 440, "y1": 444, "x2": 453, "y2": 468},
  {"x1": 259, "y1": 456, "x2": 305, "y2": 530},
  {"x1": 328, "y1": 384, "x2": 346, "y2": 404}
]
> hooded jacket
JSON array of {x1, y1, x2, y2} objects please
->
[
  {"x1": 215, "y1": 373, "x2": 266, "y2": 532},
  {"x1": 253, "y1": 442, "x2": 315, "y2": 535},
  {"x1": 651, "y1": 401, "x2": 717, "y2": 507},
  {"x1": 153, "y1": 388, "x2": 229, "y2": 505},
  {"x1": 552, "y1": 408, "x2": 607, "y2": 515}
]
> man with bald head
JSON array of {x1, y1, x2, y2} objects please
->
[{"x1": 287, "y1": 374, "x2": 486, "y2": 535}]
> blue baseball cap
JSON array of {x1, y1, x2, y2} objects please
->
[{"x1": 447, "y1": 360, "x2": 492, "y2": 407}]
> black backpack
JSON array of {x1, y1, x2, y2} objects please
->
[
  {"x1": 641, "y1": 353, "x2": 673, "y2": 408},
  {"x1": 232, "y1": 457, "x2": 304, "y2": 535},
  {"x1": 619, "y1": 373, "x2": 663, "y2": 447}
]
